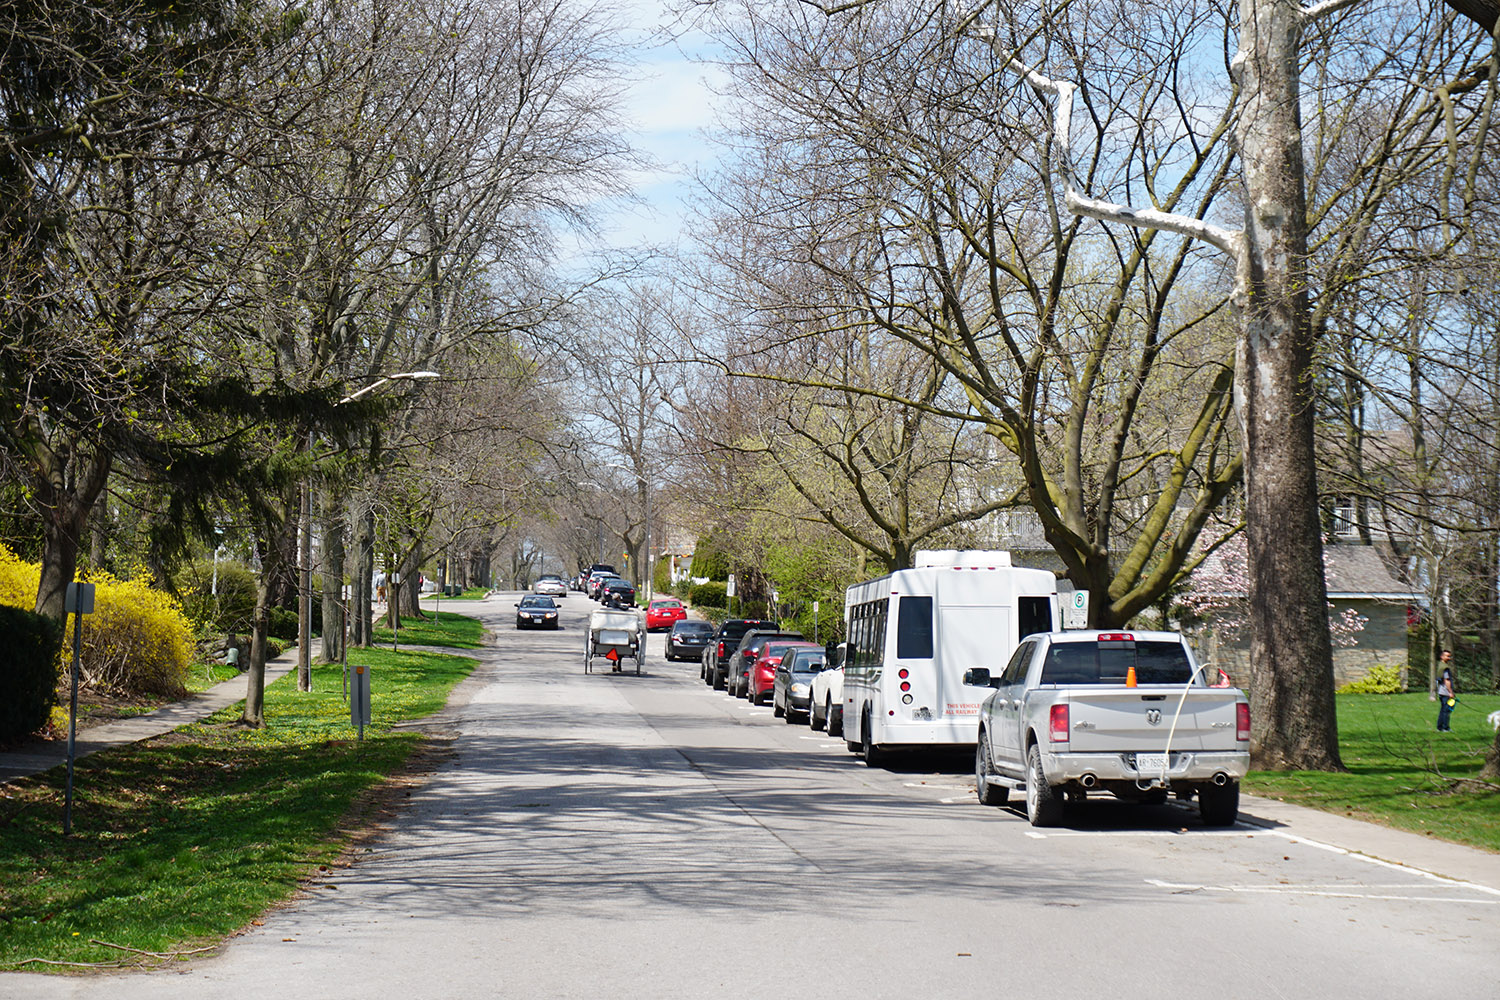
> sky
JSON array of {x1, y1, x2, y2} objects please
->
[{"x1": 564, "y1": 1, "x2": 733, "y2": 261}]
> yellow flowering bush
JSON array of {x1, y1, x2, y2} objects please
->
[
  {"x1": 0, "y1": 545, "x2": 194, "y2": 697},
  {"x1": 0, "y1": 544, "x2": 40, "y2": 609}
]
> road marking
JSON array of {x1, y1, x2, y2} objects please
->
[
  {"x1": 903, "y1": 783, "x2": 972, "y2": 792},
  {"x1": 1024, "y1": 829, "x2": 1253, "y2": 838},
  {"x1": 1255, "y1": 827, "x2": 1500, "y2": 897},
  {"x1": 1144, "y1": 878, "x2": 1498, "y2": 905}
]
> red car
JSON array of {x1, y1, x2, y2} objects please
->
[
  {"x1": 645, "y1": 598, "x2": 687, "y2": 631},
  {"x1": 747, "y1": 641, "x2": 820, "y2": 706}
]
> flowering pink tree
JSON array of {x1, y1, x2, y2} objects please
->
[{"x1": 1180, "y1": 534, "x2": 1366, "y2": 648}]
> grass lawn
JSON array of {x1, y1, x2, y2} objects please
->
[
  {"x1": 0, "y1": 634, "x2": 478, "y2": 972},
  {"x1": 1244, "y1": 691, "x2": 1500, "y2": 853},
  {"x1": 420, "y1": 586, "x2": 489, "y2": 601},
  {"x1": 372, "y1": 609, "x2": 485, "y2": 649}
]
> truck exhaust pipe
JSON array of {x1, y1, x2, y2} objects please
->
[
  {"x1": 1211, "y1": 772, "x2": 1230, "y2": 786},
  {"x1": 1079, "y1": 772, "x2": 1097, "y2": 789}
]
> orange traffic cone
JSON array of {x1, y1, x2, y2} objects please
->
[{"x1": 1126, "y1": 665, "x2": 1137, "y2": 687}]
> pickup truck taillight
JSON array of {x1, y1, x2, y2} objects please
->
[
  {"x1": 1049, "y1": 704, "x2": 1069, "y2": 742},
  {"x1": 1236, "y1": 702, "x2": 1251, "y2": 742},
  {"x1": 717, "y1": 642, "x2": 725, "y2": 657}
]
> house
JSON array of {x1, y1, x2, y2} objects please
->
[{"x1": 1189, "y1": 543, "x2": 1419, "y2": 688}]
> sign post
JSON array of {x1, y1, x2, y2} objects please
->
[
  {"x1": 64, "y1": 581, "x2": 96, "y2": 835},
  {"x1": 813, "y1": 600, "x2": 820, "y2": 643},
  {"x1": 351, "y1": 663, "x2": 371, "y2": 740}
]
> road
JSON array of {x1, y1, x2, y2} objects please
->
[{"x1": 9, "y1": 592, "x2": 1498, "y2": 999}]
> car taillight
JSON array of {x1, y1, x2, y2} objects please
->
[
  {"x1": 718, "y1": 642, "x2": 725, "y2": 657},
  {"x1": 1236, "y1": 702, "x2": 1251, "y2": 742},
  {"x1": 1049, "y1": 704, "x2": 1069, "y2": 742}
]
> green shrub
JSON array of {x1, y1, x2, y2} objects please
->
[
  {"x1": 176, "y1": 560, "x2": 257, "y2": 634},
  {"x1": 0, "y1": 605, "x2": 61, "y2": 741},
  {"x1": 690, "y1": 537, "x2": 730, "y2": 581},
  {"x1": 689, "y1": 581, "x2": 728, "y2": 608},
  {"x1": 1338, "y1": 663, "x2": 1406, "y2": 694},
  {"x1": 653, "y1": 558, "x2": 673, "y2": 595}
]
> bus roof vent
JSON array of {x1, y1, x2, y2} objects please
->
[{"x1": 913, "y1": 549, "x2": 1013, "y2": 569}]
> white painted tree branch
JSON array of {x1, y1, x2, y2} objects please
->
[{"x1": 970, "y1": 20, "x2": 1243, "y2": 258}]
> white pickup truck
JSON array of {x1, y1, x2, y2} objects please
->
[{"x1": 968, "y1": 630, "x2": 1250, "y2": 827}]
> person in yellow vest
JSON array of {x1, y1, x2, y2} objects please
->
[{"x1": 1436, "y1": 651, "x2": 1456, "y2": 733}]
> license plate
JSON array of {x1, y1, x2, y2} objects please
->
[{"x1": 1135, "y1": 753, "x2": 1168, "y2": 772}]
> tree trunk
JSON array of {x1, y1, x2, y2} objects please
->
[
  {"x1": 31, "y1": 445, "x2": 112, "y2": 624},
  {"x1": 242, "y1": 513, "x2": 294, "y2": 728},
  {"x1": 1481, "y1": 730, "x2": 1500, "y2": 782},
  {"x1": 1232, "y1": 0, "x2": 1342, "y2": 771},
  {"x1": 297, "y1": 479, "x2": 312, "y2": 691},
  {"x1": 401, "y1": 541, "x2": 425, "y2": 619},
  {"x1": 319, "y1": 489, "x2": 345, "y2": 663},
  {"x1": 354, "y1": 505, "x2": 375, "y2": 647}
]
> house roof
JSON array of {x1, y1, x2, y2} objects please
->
[{"x1": 1323, "y1": 544, "x2": 1419, "y2": 601}]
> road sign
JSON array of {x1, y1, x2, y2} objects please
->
[
  {"x1": 726, "y1": 575, "x2": 736, "y2": 598},
  {"x1": 351, "y1": 663, "x2": 371, "y2": 738},
  {"x1": 1062, "y1": 588, "x2": 1089, "y2": 629}
]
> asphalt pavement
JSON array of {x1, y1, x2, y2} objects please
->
[{"x1": 4, "y1": 592, "x2": 1497, "y2": 999}]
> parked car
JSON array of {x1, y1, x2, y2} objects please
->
[
  {"x1": 533, "y1": 574, "x2": 568, "y2": 597},
  {"x1": 773, "y1": 647, "x2": 827, "y2": 722},
  {"x1": 589, "y1": 572, "x2": 620, "y2": 600},
  {"x1": 969, "y1": 630, "x2": 1250, "y2": 827},
  {"x1": 727, "y1": 630, "x2": 806, "y2": 698},
  {"x1": 810, "y1": 643, "x2": 847, "y2": 735},
  {"x1": 601, "y1": 578, "x2": 636, "y2": 608},
  {"x1": 705, "y1": 619, "x2": 779, "y2": 689},
  {"x1": 645, "y1": 598, "x2": 687, "y2": 631},
  {"x1": 515, "y1": 594, "x2": 560, "y2": 629},
  {"x1": 666, "y1": 620, "x2": 714, "y2": 661},
  {"x1": 748, "y1": 641, "x2": 820, "y2": 705}
]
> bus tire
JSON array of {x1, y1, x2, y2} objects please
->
[
  {"x1": 1025, "y1": 743, "x2": 1063, "y2": 827},
  {"x1": 861, "y1": 708, "x2": 886, "y2": 767},
  {"x1": 976, "y1": 731, "x2": 1008, "y2": 807}
]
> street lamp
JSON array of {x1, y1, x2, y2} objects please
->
[{"x1": 338, "y1": 370, "x2": 440, "y2": 404}]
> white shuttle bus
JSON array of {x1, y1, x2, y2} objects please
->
[{"x1": 842, "y1": 550, "x2": 1057, "y2": 764}]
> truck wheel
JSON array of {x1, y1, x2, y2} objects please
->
[
  {"x1": 810, "y1": 700, "x2": 826, "y2": 732},
  {"x1": 1198, "y1": 780, "x2": 1240, "y2": 827},
  {"x1": 1025, "y1": 744, "x2": 1063, "y2": 827},
  {"x1": 829, "y1": 705, "x2": 843, "y2": 738},
  {"x1": 976, "y1": 731, "x2": 1009, "y2": 807}
]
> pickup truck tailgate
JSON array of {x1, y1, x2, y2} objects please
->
[{"x1": 1052, "y1": 688, "x2": 1243, "y2": 752}]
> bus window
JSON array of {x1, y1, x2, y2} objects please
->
[
  {"x1": 1018, "y1": 596, "x2": 1053, "y2": 639},
  {"x1": 896, "y1": 596, "x2": 934, "y2": 658}
]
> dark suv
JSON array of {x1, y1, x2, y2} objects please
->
[
  {"x1": 725, "y1": 629, "x2": 806, "y2": 698},
  {"x1": 601, "y1": 578, "x2": 636, "y2": 608},
  {"x1": 705, "y1": 619, "x2": 779, "y2": 689}
]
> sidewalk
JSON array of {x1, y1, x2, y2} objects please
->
[{"x1": 0, "y1": 648, "x2": 299, "y2": 785}]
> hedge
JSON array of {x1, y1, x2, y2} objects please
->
[{"x1": 0, "y1": 605, "x2": 61, "y2": 742}]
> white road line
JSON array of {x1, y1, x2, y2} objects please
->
[
  {"x1": 903, "y1": 783, "x2": 972, "y2": 792},
  {"x1": 1144, "y1": 878, "x2": 1498, "y2": 905},
  {"x1": 1258, "y1": 828, "x2": 1500, "y2": 897},
  {"x1": 1024, "y1": 829, "x2": 1253, "y2": 839}
]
